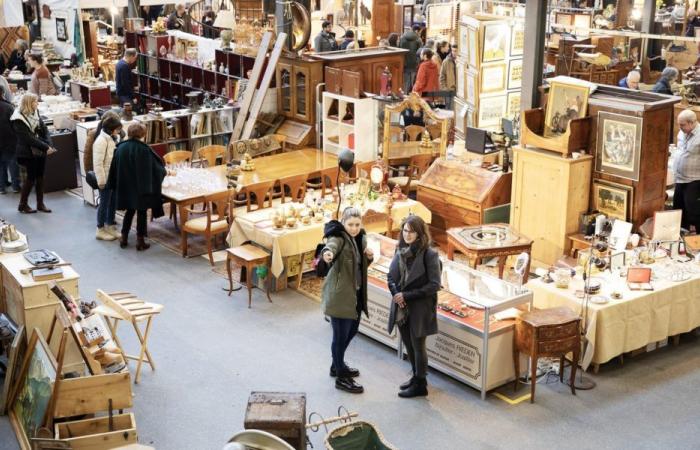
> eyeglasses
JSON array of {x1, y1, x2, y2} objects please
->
[{"x1": 402, "y1": 229, "x2": 417, "y2": 234}]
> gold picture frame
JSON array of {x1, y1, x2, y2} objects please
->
[
  {"x1": 357, "y1": 178, "x2": 370, "y2": 199},
  {"x1": 482, "y1": 22, "x2": 509, "y2": 62},
  {"x1": 466, "y1": 70, "x2": 478, "y2": 105},
  {"x1": 480, "y1": 63, "x2": 506, "y2": 93},
  {"x1": 595, "y1": 111, "x2": 643, "y2": 181},
  {"x1": 543, "y1": 81, "x2": 590, "y2": 138},
  {"x1": 592, "y1": 179, "x2": 633, "y2": 222},
  {"x1": 467, "y1": 27, "x2": 479, "y2": 67},
  {"x1": 510, "y1": 22, "x2": 524, "y2": 56},
  {"x1": 507, "y1": 91, "x2": 521, "y2": 119},
  {"x1": 507, "y1": 58, "x2": 523, "y2": 90},
  {"x1": 454, "y1": 97, "x2": 468, "y2": 135},
  {"x1": 459, "y1": 24, "x2": 469, "y2": 58},
  {"x1": 456, "y1": 60, "x2": 466, "y2": 99},
  {"x1": 477, "y1": 94, "x2": 507, "y2": 128}
]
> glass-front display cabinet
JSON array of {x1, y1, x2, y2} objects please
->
[{"x1": 364, "y1": 233, "x2": 533, "y2": 399}]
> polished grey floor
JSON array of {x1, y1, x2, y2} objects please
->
[{"x1": 1, "y1": 190, "x2": 699, "y2": 450}]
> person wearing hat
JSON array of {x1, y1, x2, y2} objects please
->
[
  {"x1": 314, "y1": 21, "x2": 339, "y2": 53},
  {"x1": 340, "y1": 30, "x2": 355, "y2": 50}
]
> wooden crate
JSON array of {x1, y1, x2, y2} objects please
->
[
  {"x1": 244, "y1": 391, "x2": 306, "y2": 450},
  {"x1": 510, "y1": 146, "x2": 592, "y2": 267},
  {"x1": 55, "y1": 413, "x2": 137, "y2": 450}
]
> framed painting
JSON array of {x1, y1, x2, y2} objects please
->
[
  {"x1": 55, "y1": 18, "x2": 67, "y2": 42},
  {"x1": 477, "y1": 94, "x2": 507, "y2": 128},
  {"x1": 0, "y1": 326, "x2": 25, "y2": 415},
  {"x1": 507, "y1": 58, "x2": 523, "y2": 90},
  {"x1": 480, "y1": 63, "x2": 506, "y2": 93},
  {"x1": 510, "y1": 22, "x2": 524, "y2": 56},
  {"x1": 467, "y1": 27, "x2": 479, "y2": 67},
  {"x1": 507, "y1": 91, "x2": 521, "y2": 119},
  {"x1": 456, "y1": 60, "x2": 466, "y2": 99},
  {"x1": 9, "y1": 329, "x2": 58, "y2": 450},
  {"x1": 592, "y1": 180, "x2": 633, "y2": 221},
  {"x1": 573, "y1": 13, "x2": 592, "y2": 36},
  {"x1": 482, "y1": 22, "x2": 509, "y2": 62},
  {"x1": 454, "y1": 97, "x2": 468, "y2": 136},
  {"x1": 543, "y1": 81, "x2": 589, "y2": 137},
  {"x1": 555, "y1": 12, "x2": 573, "y2": 27},
  {"x1": 595, "y1": 112, "x2": 642, "y2": 181},
  {"x1": 466, "y1": 70, "x2": 477, "y2": 105},
  {"x1": 459, "y1": 24, "x2": 469, "y2": 58}
]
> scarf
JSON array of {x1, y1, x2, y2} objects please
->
[
  {"x1": 347, "y1": 232, "x2": 361, "y2": 291},
  {"x1": 11, "y1": 108, "x2": 40, "y2": 133},
  {"x1": 395, "y1": 242, "x2": 422, "y2": 327}
]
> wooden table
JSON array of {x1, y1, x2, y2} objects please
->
[
  {"x1": 567, "y1": 233, "x2": 591, "y2": 258},
  {"x1": 384, "y1": 141, "x2": 440, "y2": 164},
  {"x1": 235, "y1": 149, "x2": 337, "y2": 190},
  {"x1": 446, "y1": 224, "x2": 533, "y2": 281}
]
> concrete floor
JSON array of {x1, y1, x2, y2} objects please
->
[{"x1": 1, "y1": 190, "x2": 700, "y2": 450}]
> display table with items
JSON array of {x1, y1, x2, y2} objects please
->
[
  {"x1": 528, "y1": 255, "x2": 700, "y2": 372},
  {"x1": 363, "y1": 233, "x2": 532, "y2": 399}
]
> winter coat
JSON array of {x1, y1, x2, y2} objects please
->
[
  {"x1": 439, "y1": 56, "x2": 456, "y2": 91},
  {"x1": 106, "y1": 138, "x2": 166, "y2": 216},
  {"x1": 7, "y1": 50, "x2": 27, "y2": 74},
  {"x1": 321, "y1": 220, "x2": 371, "y2": 320},
  {"x1": 399, "y1": 31, "x2": 422, "y2": 70},
  {"x1": 10, "y1": 109, "x2": 50, "y2": 160},
  {"x1": 413, "y1": 60, "x2": 440, "y2": 95},
  {"x1": 652, "y1": 78, "x2": 673, "y2": 95},
  {"x1": 93, "y1": 130, "x2": 117, "y2": 188},
  {"x1": 0, "y1": 99, "x2": 17, "y2": 161},
  {"x1": 29, "y1": 66, "x2": 58, "y2": 97},
  {"x1": 387, "y1": 246, "x2": 441, "y2": 338},
  {"x1": 314, "y1": 31, "x2": 338, "y2": 53},
  {"x1": 83, "y1": 128, "x2": 97, "y2": 173}
]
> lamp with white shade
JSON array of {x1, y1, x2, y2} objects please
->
[{"x1": 213, "y1": 10, "x2": 235, "y2": 50}]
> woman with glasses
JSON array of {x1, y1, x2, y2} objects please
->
[{"x1": 387, "y1": 215, "x2": 441, "y2": 397}]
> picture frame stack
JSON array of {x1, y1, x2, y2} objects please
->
[{"x1": 453, "y1": 14, "x2": 524, "y2": 136}]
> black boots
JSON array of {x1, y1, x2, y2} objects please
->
[
  {"x1": 35, "y1": 177, "x2": 51, "y2": 213},
  {"x1": 400, "y1": 376, "x2": 417, "y2": 390},
  {"x1": 136, "y1": 236, "x2": 150, "y2": 251},
  {"x1": 330, "y1": 365, "x2": 360, "y2": 378},
  {"x1": 336, "y1": 377, "x2": 364, "y2": 394},
  {"x1": 398, "y1": 377, "x2": 428, "y2": 398},
  {"x1": 17, "y1": 180, "x2": 35, "y2": 213},
  {"x1": 120, "y1": 232, "x2": 128, "y2": 249}
]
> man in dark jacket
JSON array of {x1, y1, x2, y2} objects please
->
[
  {"x1": 116, "y1": 49, "x2": 138, "y2": 106},
  {"x1": 167, "y1": 4, "x2": 191, "y2": 32},
  {"x1": 399, "y1": 25, "x2": 423, "y2": 93},
  {"x1": 314, "y1": 21, "x2": 338, "y2": 53},
  {"x1": 0, "y1": 86, "x2": 19, "y2": 194}
]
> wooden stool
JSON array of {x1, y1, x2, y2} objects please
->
[
  {"x1": 513, "y1": 307, "x2": 581, "y2": 403},
  {"x1": 94, "y1": 290, "x2": 163, "y2": 384},
  {"x1": 226, "y1": 245, "x2": 272, "y2": 308}
]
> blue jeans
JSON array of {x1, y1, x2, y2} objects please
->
[
  {"x1": 0, "y1": 158, "x2": 20, "y2": 191},
  {"x1": 97, "y1": 188, "x2": 116, "y2": 228},
  {"x1": 330, "y1": 317, "x2": 360, "y2": 375}
]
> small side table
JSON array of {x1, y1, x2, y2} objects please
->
[
  {"x1": 227, "y1": 245, "x2": 272, "y2": 308},
  {"x1": 567, "y1": 233, "x2": 590, "y2": 258},
  {"x1": 513, "y1": 307, "x2": 581, "y2": 403},
  {"x1": 446, "y1": 224, "x2": 533, "y2": 282}
]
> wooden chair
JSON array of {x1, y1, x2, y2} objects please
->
[
  {"x1": 163, "y1": 150, "x2": 192, "y2": 165},
  {"x1": 279, "y1": 173, "x2": 308, "y2": 203},
  {"x1": 179, "y1": 189, "x2": 232, "y2": 265},
  {"x1": 94, "y1": 290, "x2": 164, "y2": 384},
  {"x1": 388, "y1": 153, "x2": 435, "y2": 195},
  {"x1": 362, "y1": 207, "x2": 393, "y2": 236},
  {"x1": 348, "y1": 160, "x2": 376, "y2": 183},
  {"x1": 246, "y1": 181, "x2": 275, "y2": 212},
  {"x1": 226, "y1": 244, "x2": 272, "y2": 308},
  {"x1": 426, "y1": 123, "x2": 443, "y2": 140},
  {"x1": 197, "y1": 145, "x2": 226, "y2": 167},
  {"x1": 404, "y1": 125, "x2": 426, "y2": 141}
]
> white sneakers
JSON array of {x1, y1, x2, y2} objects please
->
[{"x1": 96, "y1": 225, "x2": 121, "y2": 241}]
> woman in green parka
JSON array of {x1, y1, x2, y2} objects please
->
[{"x1": 321, "y1": 207, "x2": 374, "y2": 394}]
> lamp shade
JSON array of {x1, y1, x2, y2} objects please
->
[
  {"x1": 338, "y1": 148, "x2": 355, "y2": 173},
  {"x1": 213, "y1": 9, "x2": 235, "y2": 29}
]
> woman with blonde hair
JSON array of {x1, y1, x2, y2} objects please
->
[
  {"x1": 321, "y1": 207, "x2": 374, "y2": 393},
  {"x1": 11, "y1": 93, "x2": 56, "y2": 213}
]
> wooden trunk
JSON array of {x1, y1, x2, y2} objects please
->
[
  {"x1": 509, "y1": 146, "x2": 592, "y2": 267},
  {"x1": 417, "y1": 158, "x2": 512, "y2": 244},
  {"x1": 244, "y1": 392, "x2": 306, "y2": 450},
  {"x1": 586, "y1": 86, "x2": 680, "y2": 229}
]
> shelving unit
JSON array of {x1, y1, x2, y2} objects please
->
[{"x1": 321, "y1": 92, "x2": 378, "y2": 162}]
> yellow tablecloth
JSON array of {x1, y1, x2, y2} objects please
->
[
  {"x1": 528, "y1": 263, "x2": 700, "y2": 369},
  {"x1": 227, "y1": 199, "x2": 432, "y2": 278}
]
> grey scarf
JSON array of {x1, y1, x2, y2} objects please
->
[{"x1": 395, "y1": 242, "x2": 421, "y2": 326}]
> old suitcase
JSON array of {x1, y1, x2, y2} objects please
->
[
  {"x1": 325, "y1": 67, "x2": 342, "y2": 95},
  {"x1": 341, "y1": 70, "x2": 362, "y2": 98},
  {"x1": 244, "y1": 392, "x2": 306, "y2": 450}
]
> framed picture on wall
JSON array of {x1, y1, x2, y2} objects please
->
[
  {"x1": 459, "y1": 24, "x2": 469, "y2": 58},
  {"x1": 466, "y1": 70, "x2": 477, "y2": 105},
  {"x1": 482, "y1": 22, "x2": 509, "y2": 62},
  {"x1": 510, "y1": 22, "x2": 524, "y2": 56},
  {"x1": 454, "y1": 97, "x2": 468, "y2": 136},
  {"x1": 56, "y1": 17, "x2": 67, "y2": 42},
  {"x1": 543, "y1": 81, "x2": 590, "y2": 137},
  {"x1": 480, "y1": 63, "x2": 506, "y2": 93},
  {"x1": 478, "y1": 94, "x2": 507, "y2": 128},
  {"x1": 592, "y1": 179, "x2": 633, "y2": 221},
  {"x1": 467, "y1": 27, "x2": 478, "y2": 67},
  {"x1": 456, "y1": 60, "x2": 466, "y2": 99},
  {"x1": 507, "y1": 59, "x2": 523, "y2": 90},
  {"x1": 595, "y1": 112, "x2": 643, "y2": 181},
  {"x1": 506, "y1": 91, "x2": 521, "y2": 119}
]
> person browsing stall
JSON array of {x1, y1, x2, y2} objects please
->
[
  {"x1": 413, "y1": 48, "x2": 439, "y2": 97},
  {"x1": 27, "y1": 53, "x2": 57, "y2": 97},
  {"x1": 116, "y1": 49, "x2": 138, "y2": 107},
  {"x1": 168, "y1": 3, "x2": 192, "y2": 32},
  {"x1": 652, "y1": 67, "x2": 678, "y2": 95},
  {"x1": 321, "y1": 207, "x2": 374, "y2": 394},
  {"x1": 618, "y1": 70, "x2": 640, "y2": 90},
  {"x1": 387, "y1": 215, "x2": 441, "y2": 398},
  {"x1": 673, "y1": 109, "x2": 700, "y2": 233},
  {"x1": 314, "y1": 21, "x2": 338, "y2": 53},
  {"x1": 93, "y1": 115, "x2": 124, "y2": 242}
]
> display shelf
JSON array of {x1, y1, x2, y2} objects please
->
[{"x1": 321, "y1": 92, "x2": 378, "y2": 162}]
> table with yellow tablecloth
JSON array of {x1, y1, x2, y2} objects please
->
[
  {"x1": 227, "y1": 198, "x2": 432, "y2": 278},
  {"x1": 528, "y1": 262, "x2": 700, "y2": 370}
]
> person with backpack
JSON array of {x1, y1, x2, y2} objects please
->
[
  {"x1": 387, "y1": 215, "x2": 441, "y2": 398},
  {"x1": 320, "y1": 207, "x2": 374, "y2": 394}
]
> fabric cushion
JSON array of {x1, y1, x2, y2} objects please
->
[{"x1": 183, "y1": 215, "x2": 228, "y2": 232}]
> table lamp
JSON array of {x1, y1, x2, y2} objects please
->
[{"x1": 214, "y1": 10, "x2": 235, "y2": 50}]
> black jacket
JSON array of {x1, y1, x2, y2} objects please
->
[
  {"x1": 652, "y1": 78, "x2": 673, "y2": 95},
  {"x1": 7, "y1": 50, "x2": 26, "y2": 74},
  {"x1": 399, "y1": 31, "x2": 422, "y2": 70},
  {"x1": 11, "y1": 113, "x2": 50, "y2": 160},
  {"x1": 0, "y1": 99, "x2": 17, "y2": 160},
  {"x1": 107, "y1": 138, "x2": 166, "y2": 215},
  {"x1": 387, "y1": 246, "x2": 441, "y2": 338}
]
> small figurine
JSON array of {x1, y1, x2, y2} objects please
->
[{"x1": 219, "y1": 63, "x2": 225, "y2": 73}]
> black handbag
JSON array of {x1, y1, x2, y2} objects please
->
[{"x1": 85, "y1": 171, "x2": 99, "y2": 190}]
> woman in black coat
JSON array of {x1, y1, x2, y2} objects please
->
[
  {"x1": 10, "y1": 93, "x2": 56, "y2": 213},
  {"x1": 0, "y1": 85, "x2": 19, "y2": 194},
  {"x1": 387, "y1": 215, "x2": 441, "y2": 398},
  {"x1": 106, "y1": 122, "x2": 167, "y2": 251}
]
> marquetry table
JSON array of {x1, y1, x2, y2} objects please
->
[{"x1": 446, "y1": 224, "x2": 533, "y2": 282}]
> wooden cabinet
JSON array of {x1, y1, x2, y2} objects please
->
[
  {"x1": 510, "y1": 146, "x2": 592, "y2": 267},
  {"x1": 586, "y1": 86, "x2": 680, "y2": 228},
  {"x1": 371, "y1": 0, "x2": 396, "y2": 45},
  {"x1": 417, "y1": 158, "x2": 512, "y2": 243},
  {"x1": 276, "y1": 56, "x2": 323, "y2": 129}
]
